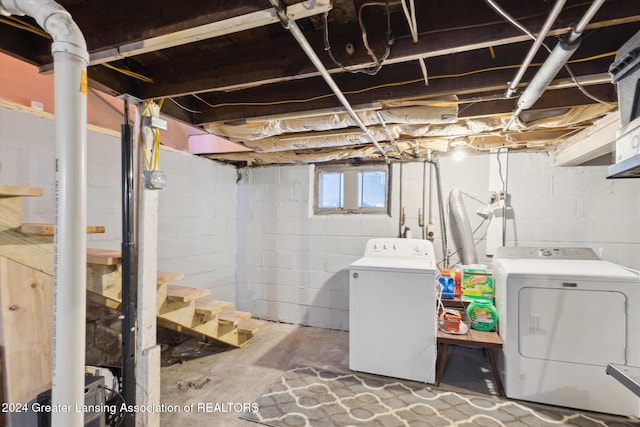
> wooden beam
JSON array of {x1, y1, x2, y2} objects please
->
[
  {"x1": 138, "y1": 0, "x2": 640, "y2": 100},
  {"x1": 555, "y1": 111, "x2": 620, "y2": 166},
  {"x1": 191, "y1": 39, "x2": 615, "y2": 124}
]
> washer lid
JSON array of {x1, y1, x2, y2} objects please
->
[
  {"x1": 350, "y1": 256, "x2": 435, "y2": 273},
  {"x1": 493, "y1": 258, "x2": 640, "y2": 282}
]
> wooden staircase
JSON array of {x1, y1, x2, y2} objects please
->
[
  {"x1": 0, "y1": 184, "x2": 266, "y2": 408},
  {"x1": 86, "y1": 247, "x2": 265, "y2": 347}
]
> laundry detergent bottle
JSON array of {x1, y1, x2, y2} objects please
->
[
  {"x1": 466, "y1": 299, "x2": 498, "y2": 331},
  {"x1": 438, "y1": 269, "x2": 455, "y2": 300}
]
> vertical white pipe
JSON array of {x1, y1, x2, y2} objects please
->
[
  {"x1": 0, "y1": 2, "x2": 89, "y2": 426},
  {"x1": 52, "y1": 48, "x2": 88, "y2": 427}
]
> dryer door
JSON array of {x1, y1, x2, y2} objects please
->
[{"x1": 518, "y1": 288, "x2": 627, "y2": 365}]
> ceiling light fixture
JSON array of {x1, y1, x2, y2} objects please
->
[{"x1": 450, "y1": 139, "x2": 467, "y2": 161}]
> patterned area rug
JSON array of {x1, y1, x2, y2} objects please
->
[{"x1": 242, "y1": 367, "x2": 640, "y2": 427}]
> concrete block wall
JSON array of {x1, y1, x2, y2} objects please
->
[
  {"x1": 507, "y1": 151, "x2": 640, "y2": 268},
  {"x1": 235, "y1": 157, "x2": 491, "y2": 330},
  {"x1": 157, "y1": 149, "x2": 237, "y2": 301},
  {"x1": 236, "y1": 153, "x2": 639, "y2": 330},
  {"x1": 0, "y1": 106, "x2": 237, "y2": 301}
]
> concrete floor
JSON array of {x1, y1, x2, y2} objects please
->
[{"x1": 159, "y1": 321, "x2": 499, "y2": 426}]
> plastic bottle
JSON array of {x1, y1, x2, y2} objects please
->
[
  {"x1": 451, "y1": 268, "x2": 462, "y2": 298},
  {"x1": 438, "y1": 269, "x2": 455, "y2": 300},
  {"x1": 466, "y1": 299, "x2": 498, "y2": 331}
]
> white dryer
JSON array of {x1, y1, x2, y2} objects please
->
[
  {"x1": 493, "y1": 247, "x2": 640, "y2": 416},
  {"x1": 349, "y1": 238, "x2": 437, "y2": 383}
]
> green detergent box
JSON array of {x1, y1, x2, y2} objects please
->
[{"x1": 462, "y1": 265, "x2": 494, "y2": 299}]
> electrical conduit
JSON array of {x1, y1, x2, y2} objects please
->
[
  {"x1": 269, "y1": 0, "x2": 388, "y2": 161},
  {"x1": 0, "y1": 1, "x2": 88, "y2": 426}
]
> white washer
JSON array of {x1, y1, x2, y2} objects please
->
[
  {"x1": 493, "y1": 247, "x2": 640, "y2": 416},
  {"x1": 349, "y1": 238, "x2": 437, "y2": 383}
]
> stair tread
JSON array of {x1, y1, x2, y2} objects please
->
[
  {"x1": 87, "y1": 248, "x2": 122, "y2": 265},
  {"x1": 166, "y1": 284, "x2": 211, "y2": 303},
  {"x1": 157, "y1": 271, "x2": 184, "y2": 284},
  {"x1": 21, "y1": 223, "x2": 105, "y2": 235},
  {"x1": 219, "y1": 309, "x2": 252, "y2": 326},
  {"x1": 0, "y1": 185, "x2": 43, "y2": 197},
  {"x1": 195, "y1": 299, "x2": 234, "y2": 315},
  {"x1": 238, "y1": 318, "x2": 267, "y2": 334}
]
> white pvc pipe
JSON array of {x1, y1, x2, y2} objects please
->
[{"x1": 0, "y1": 2, "x2": 88, "y2": 426}]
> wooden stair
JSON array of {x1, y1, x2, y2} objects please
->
[
  {"x1": 87, "y1": 249, "x2": 266, "y2": 347},
  {"x1": 20, "y1": 223, "x2": 105, "y2": 235}
]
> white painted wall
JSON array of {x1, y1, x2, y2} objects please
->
[
  {"x1": 3, "y1": 105, "x2": 638, "y2": 331},
  {"x1": 506, "y1": 151, "x2": 640, "y2": 267},
  {"x1": 0, "y1": 106, "x2": 237, "y2": 300},
  {"x1": 236, "y1": 152, "x2": 640, "y2": 330},
  {"x1": 235, "y1": 156, "x2": 491, "y2": 330}
]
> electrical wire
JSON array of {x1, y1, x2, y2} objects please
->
[
  {"x1": 323, "y1": 1, "x2": 396, "y2": 75},
  {"x1": 0, "y1": 16, "x2": 50, "y2": 38},
  {"x1": 191, "y1": 50, "x2": 615, "y2": 110},
  {"x1": 167, "y1": 97, "x2": 202, "y2": 114},
  {"x1": 483, "y1": 0, "x2": 612, "y2": 105},
  {"x1": 102, "y1": 62, "x2": 154, "y2": 83}
]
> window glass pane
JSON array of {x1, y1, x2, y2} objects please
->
[
  {"x1": 358, "y1": 170, "x2": 386, "y2": 208},
  {"x1": 318, "y1": 172, "x2": 344, "y2": 208}
]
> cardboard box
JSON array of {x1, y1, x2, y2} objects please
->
[{"x1": 462, "y1": 266, "x2": 494, "y2": 299}]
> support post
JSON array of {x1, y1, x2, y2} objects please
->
[
  {"x1": 121, "y1": 99, "x2": 137, "y2": 427},
  {"x1": 136, "y1": 103, "x2": 162, "y2": 427}
]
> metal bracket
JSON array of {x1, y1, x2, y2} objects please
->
[{"x1": 269, "y1": 0, "x2": 290, "y2": 29}]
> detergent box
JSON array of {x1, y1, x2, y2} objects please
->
[{"x1": 462, "y1": 265, "x2": 494, "y2": 299}]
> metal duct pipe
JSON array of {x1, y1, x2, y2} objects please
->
[
  {"x1": 269, "y1": 0, "x2": 388, "y2": 161},
  {"x1": 449, "y1": 188, "x2": 478, "y2": 265},
  {"x1": 514, "y1": 0, "x2": 604, "y2": 114},
  {"x1": 504, "y1": 0, "x2": 566, "y2": 98},
  {"x1": 0, "y1": 1, "x2": 88, "y2": 426}
]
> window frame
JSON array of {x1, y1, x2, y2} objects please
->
[{"x1": 313, "y1": 164, "x2": 391, "y2": 215}]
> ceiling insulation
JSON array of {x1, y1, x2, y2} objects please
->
[
  {"x1": 205, "y1": 101, "x2": 458, "y2": 141},
  {"x1": 203, "y1": 103, "x2": 616, "y2": 165}
]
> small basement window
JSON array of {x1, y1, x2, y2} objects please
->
[{"x1": 314, "y1": 164, "x2": 389, "y2": 215}]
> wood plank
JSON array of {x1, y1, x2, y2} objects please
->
[
  {"x1": 555, "y1": 111, "x2": 619, "y2": 166},
  {"x1": 195, "y1": 299, "x2": 233, "y2": 316},
  {"x1": 86, "y1": 248, "x2": 122, "y2": 265},
  {"x1": 0, "y1": 185, "x2": 43, "y2": 197},
  {"x1": 218, "y1": 309, "x2": 251, "y2": 326},
  {"x1": 156, "y1": 271, "x2": 184, "y2": 284},
  {"x1": 238, "y1": 318, "x2": 267, "y2": 334},
  {"x1": 20, "y1": 223, "x2": 105, "y2": 235},
  {"x1": 0, "y1": 256, "x2": 53, "y2": 403},
  {"x1": 166, "y1": 285, "x2": 211, "y2": 303}
]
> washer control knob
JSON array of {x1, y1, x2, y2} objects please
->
[{"x1": 352, "y1": 272, "x2": 359, "y2": 279}]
